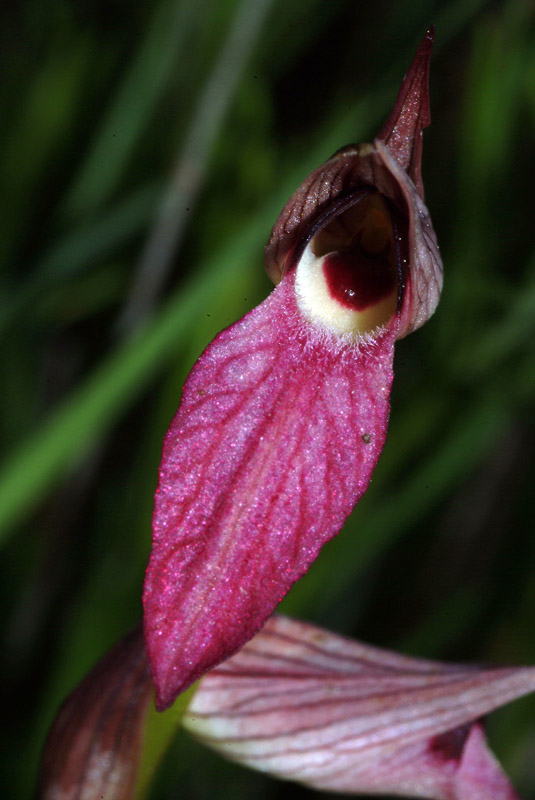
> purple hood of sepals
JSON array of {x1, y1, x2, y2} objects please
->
[{"x1": 265, "y1": 140, "x2": 442, "y2": 339}]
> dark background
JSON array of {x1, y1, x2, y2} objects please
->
[{"x1": 1, "y1": 0, "x2": 534, "y2": 797}]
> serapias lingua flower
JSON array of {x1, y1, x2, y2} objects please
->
[{"x1": 143, "y1": 30, "x2": 443, "y2": 710}]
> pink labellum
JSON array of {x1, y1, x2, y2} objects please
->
[
  {"x1": 144, "y1": 275, "x2": 395, "y2": 709},
  {"x1": 143, "y1": 32, "x2": 443, "y2": 710},
  {"x1": 186, "y1": 616, "x2": 535, "y2": 799}
]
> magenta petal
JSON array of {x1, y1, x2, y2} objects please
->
[{"x1": 143, "y1": 274, "x2": 395, "y2": 708}]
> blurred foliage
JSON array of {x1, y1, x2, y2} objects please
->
[{"x1": 1, "y1": 0, "x2": 534, "y2": 798}]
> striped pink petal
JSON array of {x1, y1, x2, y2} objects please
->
[
  {"x1": 38, "y1": 628, "x2": 152, "y2": 800},
  {"x1": 143, "y1": 31, "x2": 443, "y2": 710},
  {"x1": 185, "y1": 616, "x2": 535, "y2": 799}
]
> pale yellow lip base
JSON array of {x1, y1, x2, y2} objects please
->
[{"x1": 296, "y1": 194, "x2": 398, "y2": 337}]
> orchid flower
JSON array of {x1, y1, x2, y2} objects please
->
[
  {"x1": 38, "y1": 617, "x2": 535, "y2": 800},
  {"x1": 143, "y1": 30, "x2": 443, "y2": 711}
]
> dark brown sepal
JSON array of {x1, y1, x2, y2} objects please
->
[
  {"x1": 377, "y1": 27, "x2": 434, "y2": 198},
  {"x1": 37, "y1": 627, "x2": 152, "y2": 800}
]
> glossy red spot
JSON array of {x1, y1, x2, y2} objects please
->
[{"x1": 323, "y1": 245, "x2": 396, "y2": 311}]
